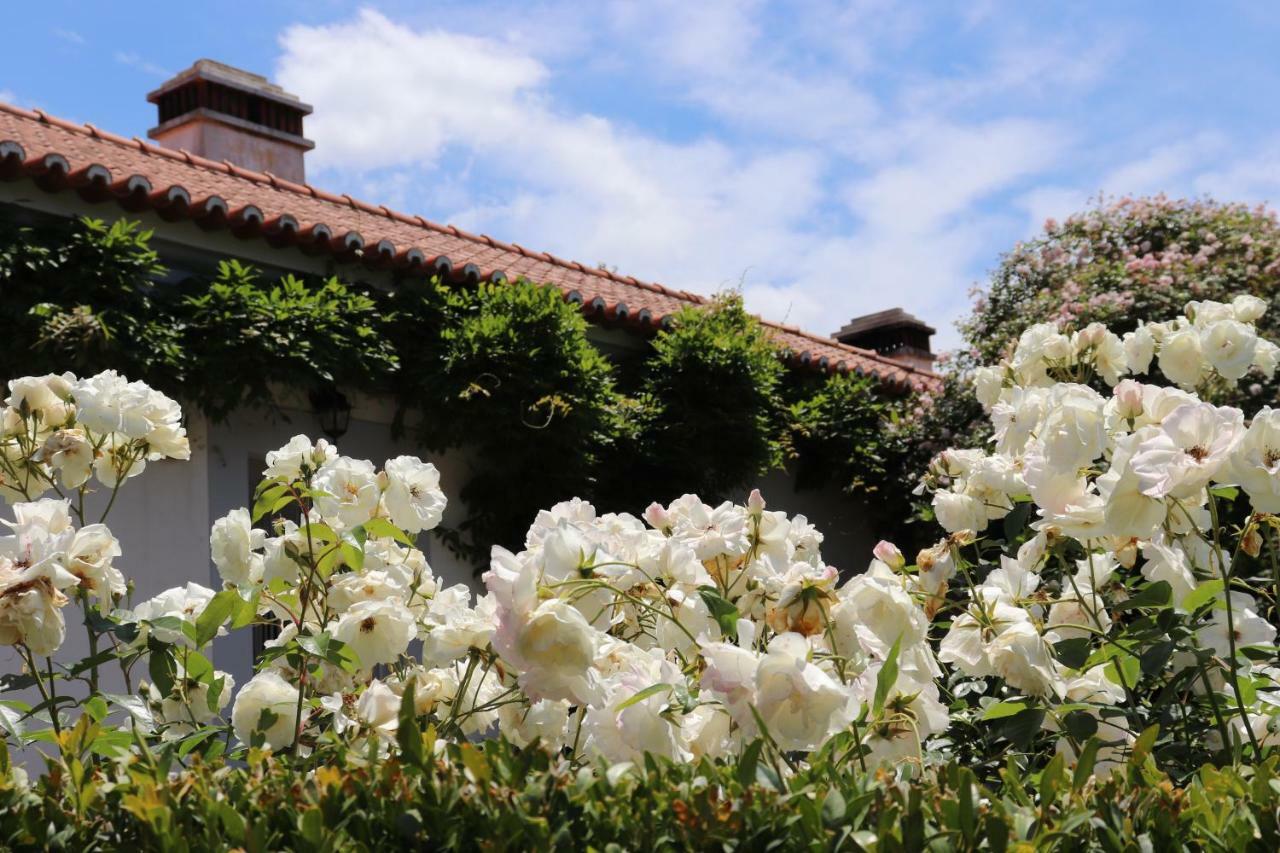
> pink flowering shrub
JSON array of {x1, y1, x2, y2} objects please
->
[
  {"x1": 889, "y1": 196, "x2": 1280, "y2": 538},
  {"x1": 965, "y1": 196, "x2": 1280, "y2": 394}
]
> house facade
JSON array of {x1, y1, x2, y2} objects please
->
[{"x1": 0, "y1": 61, "x2": 938, "y2": 690}]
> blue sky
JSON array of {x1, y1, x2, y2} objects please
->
[{"x1": 4, "y1": 2, "x2": 1280, "y2": 349}]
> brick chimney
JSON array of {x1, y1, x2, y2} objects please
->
[
  {"x1": 834, "y1": 308, "x2": 936, "y2": 372},
  {"x1": 147, "y1": 60, "x2": 314, "y2": 183}
]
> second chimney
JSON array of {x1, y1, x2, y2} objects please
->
[
  {"x1": 833, "y1": 308, "x2": 937, "y2": 372},
  {"x1": 147, "y1": 60, "x2": 314, "y2": 183}
]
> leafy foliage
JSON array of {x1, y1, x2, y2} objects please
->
[
  {"x1": 3, "y1": 734, "x2": 1279, "y2": 851},
  {"x1": 787, "y1": 371, "x2": 912, "y2": 522},
  {"x1": 607, "y1": 294, "x2": 789, "y2": 507},
  {"x1": 178, "y1": 261, "x2": 398, "y2": 419},
  {"x1": 0, "y1": 217, "x2": 182, "y2": 386},
  {"x1": 387, "y1": 278, "x2": 623, "y2": 558},
  {"x1": 0, "y1": 215, "x2": 906, "y2": 562}
]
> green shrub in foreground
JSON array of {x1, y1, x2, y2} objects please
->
[{"x1": 2, "y1": 734, "x2": 1278, "y2": 851}]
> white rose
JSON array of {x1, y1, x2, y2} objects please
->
[
  {"x1": 313, "y1": 456, "x2": 381, "y2": 528},
  {"x1": 333, "y1": 599, "x2": 417, "y2": 669},
  {"x1": 210, "y1": 508, "x2": 265, "y2": 588},
  {"x1": 265, "y1": 435, "x2": 314, "y2": 481},
  {"x1": 497, "y1": 698, "x2": 571, "y2": 750},
  {"x1": 1198, "y1": 591, "x2": 1276, "y2": 657},
  {"x1": 987, "y1": 621, "x2": 1064, "y2": 698},
  {"x1": 133, "y1": 583, "x2": 218, "y2": 647},
  {"x1": 4, "y1": 373, "x2": 75, "y2": 432},
  {"x1": 938, "y1": 599, "x2": 1033, "y2": 678},
  {"x1": 1139, "y1": 535, "x2": 1200, "y2": 607},
  {"x1": 1093, "y1": 330, "x2": 1128, "y2": 385},
  {"x1": 0, "y1": 580, "x2": 67, "y2": 655},
  {"x1": 381, "y1": 456, "x2": 447, "y2": 535},
  {"x1": 1228, "y1": 407, "x2": 1280, "y2": 512},
  {"x1": 1130, "y1": 403, "x2": 1243, "y2": 498},
  {"x1": 933, "y1": 491, "x2": 987, "y2": 535},
  {"x1": 1123, "y1": 325, "x2": 1156, "y2": 375},
  {"x1": 1112, "y1": 379, "x2": 1145, "y2": 420},
  {"x1": 971, "y1": 366, "x2": 1004, "y2": 410},
  {"x1": 754, "y1": 633, "x2": 853, "y2": 752},
  {"x1": 497, "y1": 598, "x2": 600, "y2": 705},
  {"x1": 355, "y1": 680, "x2": 400, "y2": 739},
  {"x1": 1200, "y1": 319, "x2": 1257, "y2": 380},
  {"x1": 35, "y1": 428, "x2": 94, "y2": 488},
  {"x1": 1157, "y1": 327, "x2": 1206, "y2": 390},
  {"x1": 66, "y1": 523, "x2": 124, "y2": 600},
  {"x1": 1254, "y1": 339, "x2": 1280, "y2": 379},
  {"x1": 231, "y1": 670, "x2": 300, "y2": 749},
  {"x1": 1232, "y1": 294, "x2": 1268, "y2": 323},
  {"x1": 1038, "y1": 384, "x2": 1107, "y2": 471},
  {"x1": 156, "y1": 667, "x2": 234, "y2": 730}
]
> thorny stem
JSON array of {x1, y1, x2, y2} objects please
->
[
  {"x1": 19, "y1": 643, "x2": 62, "y2": 738},
  {"x1": 1206, "y1": 493, "x2": 1262, "y2": 758}
]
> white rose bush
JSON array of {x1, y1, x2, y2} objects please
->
[{"x1": 2, "y1": 294, "x2": 1280, "y2": 847}]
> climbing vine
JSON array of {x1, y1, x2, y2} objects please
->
[{"x1": 0, "y1": 215, "x2": 915, "y2": 562}]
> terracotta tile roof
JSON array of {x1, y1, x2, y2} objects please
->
[{"x1": 0, "y1": 101, "x2": 939, "y2": 392}]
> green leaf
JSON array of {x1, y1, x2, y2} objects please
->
[
  {"x1": 252, "y1": 482, "x2": 291, "y2": 522},
  {"x1": 1038, "y1": 752, "x2": 1066, "y2": 804},
  {"x1": 1002, "y1": 500, "x2": 1033, "y2": 542},
  {"x1": 0, "y1": 703, "x2": 27, "y2": 739},
  {"x1": 1052, "y1": 637, "x2": 1092, "y2": 670},
  {"x1": 1140, "y1": 640, "x2": 1176, "y2": 677},
  {"x1": 613, "y1": 683, "x2": 671, "y2": 712},
  {"x1": 821, "y1": 788, "x2": 847, "y2": 826},
  {"x1": 84, "y1": 695, "x2": 109, "y2": 723},
  {"x1": 105, "y1": 693, "x2": 154, "y2": 728},
  {"x1": 1062, "y1": 710, "x2": 1098, "y2": 741},
  {"x1": 1117, "y1": 581, "x2": 1172, "y2": 610},
  {"x1": 998, "y1": 707, "x2": 1046, "y2": 750},
  {"x1": 696, "y1": 586, "x2": 740, "y2": 638},
  {"x1": 981, "y1": 701, "x2": 1029, "y2": 721},
  {"x1": 362, "y1": 517, "x2": 416, "y2": 547},
  {"x1": 736, "y1": 739, "x2": 763, "y2": 788},
  {"x1": 873, "y1": 634, "x2": 903, "y2": 714},
  {"x1": 1209, "y1": 485, "x2": 1239, "y2": 501},
  {"x1": 1073, "y1": 737, "x2": 1103, "y2": 788},
  {"x1": 1183, "y1": 580, "x2": 1224, "y2": 613},
  {"x1": 397, "y1": 677, "x2": 424, "y2": 767},
  {"x1": 1130, "y1": 724, "x2": 1160, "y2": 766},
  {"x1": 147, "y1": 639, "x2": 177, "y2": 697},
  {"x1": 195, "y1": 589, "x2": 240, "y2": 647},
  {"x1": 339, "y1": 529, "x2": 365, "y2": 572}
]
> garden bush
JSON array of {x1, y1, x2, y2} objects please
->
[
  {"x1": 896, "y1": 196, "x2": 1280, "y2": 527},
  {"x1": 0, "y1": 288, "x2": 1278, "y2": 849}
]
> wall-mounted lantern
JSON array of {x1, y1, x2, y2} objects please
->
[{"x1": 309, "y1": 386, "x2": 352, "y2": 441}]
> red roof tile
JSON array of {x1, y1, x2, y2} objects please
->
[{"x1": 0, "y1": 100, "x2": 939, "y2": 392}]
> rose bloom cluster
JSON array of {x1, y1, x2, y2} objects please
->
[
  {"x1": 927, "y1": 296, "x2": 1280, "y2": 761},
  {"x1": 201, "y1": 434, "x2": 947, "y2": 763},
  {"x1": 0, "y1": 371, "x2": 188, "y2": 657}
]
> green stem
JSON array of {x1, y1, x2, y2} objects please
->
[{"x1": 1206, "y1": 492, "x2": 1262, "y2": 759}]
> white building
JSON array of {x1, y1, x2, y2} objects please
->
[{"x1": 0, "y1": 61, "x2": 937, "y2": 693}]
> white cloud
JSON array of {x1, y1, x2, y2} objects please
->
[
  {"x1": 276, "y1": 4, "x2": 1261, "y2": 354},
  {"x1": 277, "y1": 9, "x2": 828, "y2": 293},
  {"x1": 52, "y1": 28, "x2": 85, "y2": 45},
  {"x1": 114, "y1": 52, "x2": 169, "y2": 78},
  {"x1": 0, "y1": 90, "x2": 14, "y2": 105}
]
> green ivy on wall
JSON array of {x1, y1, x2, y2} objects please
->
[{"x1": 0, "y1": 215, "x2": 916, "y2": 562}]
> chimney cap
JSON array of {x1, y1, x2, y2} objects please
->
[
  {"x1": 146, "y1": 59, "x2": 313, "y2": 115},
  {"x1": 832, "y1": 307, "x2": 936, "y2": 340}
]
